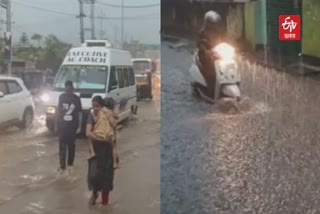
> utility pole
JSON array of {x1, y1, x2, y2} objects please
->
[
  {"x1": 114, "y1": 25, "x2": 118, "y2": 48},
  {"x1": 125, "y1": 33, "x2": 128, "y2": 43},
  {"x1": 77, "y1": 0, "x2": 85, "y2": 43},
  {"x1": 99, "y1": 17, "x2": 103, "y2": 39},
  {"x1": 80, "y1": 0, "x2": 95, "y2": 41},
  {"x1": 3, "y1": 0, "x2": 12, "y2": 75},
  {"x1": 96, "y1": 11, "x2": 105, "y2": 40},
  {"x1": 90, "y1": 0, "x2": 96, "y2": 39},
  {"x1": 121, "y1": 0, "x2": 124, "y2": 48},
  {"x1": 98, "y1": 14, "x2": 105, "y2": 39}
]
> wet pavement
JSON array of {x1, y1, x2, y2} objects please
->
[
  {"x1": 161, "y1": 40, "x2": 320, "y2": 214},
  {"x1": 0, "y1": 89, "x2": 160, "y2": 214}
]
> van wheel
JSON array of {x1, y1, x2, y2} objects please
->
[{"x1": 19, "y1": 108, "x2": 34, "y2": 129}]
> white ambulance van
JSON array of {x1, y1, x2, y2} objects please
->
[{"x1": 42, "y1": 40, "x2": 138, "y2": 132}]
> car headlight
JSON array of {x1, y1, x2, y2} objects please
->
[
  {"x1": 41, "y1": 94, "x2": 50, "y2": 102},
  {"x1": 46, "y1": 106, "x2": 56, "y2": 114}
]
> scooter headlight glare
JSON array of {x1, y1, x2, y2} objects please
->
[{"x1": 214, "y1": 43, "x2": 235, "y2": 60}]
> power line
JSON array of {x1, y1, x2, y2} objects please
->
[
  {"x1": 13, "y1": 17, "x2": 76, "y2": 27},
  {"x1": 96, "y1": 1, "x2": 159, "y2": 8},
  {"x1": 12, "y1": 1, "x2": 159, "y2": 20},
  {"x1": 98, "y1": 17, "x2": 159, "y2": 20},
  {"x1": 12, "y1": 1, "x2": 76, "y2": 17},
  {"x1": 96, "y1": 13, "x2": 159, "y2": 20}
]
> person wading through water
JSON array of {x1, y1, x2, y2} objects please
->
[
  {"x1": 198, "y1": 10, "x2": 224, "y2": 99},
  {"x1": 56, "y1": 80, "x2": 82, "y2": 176},
  {"x1": 86, "y1": 96, "x2": 119, "y2": 206}
]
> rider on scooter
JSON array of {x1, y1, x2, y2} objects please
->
[{"x1": 198, "y1": 10, "x2": 224, "y2": 99}]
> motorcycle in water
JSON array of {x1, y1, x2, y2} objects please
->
[{"x1": 190, "y1": 43, "x2": 249, "y2": 112}]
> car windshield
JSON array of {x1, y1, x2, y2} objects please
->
[
  {"x1": 135, "y1": 74, "x2": 147, "y2": 83},
  {"x1": 133, "y1": 61, "x2": 151, "y2": 73},
  {"x1": 54, "y1": 65, "x2": 108, "y2": 90}
]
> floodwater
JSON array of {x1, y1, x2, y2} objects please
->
[
  {"x1": 161, "y1": 40, "x2": 320, "y2": 214},
  {"x1": 0, "y1": 79, "x2": 160, "y2": 214}
]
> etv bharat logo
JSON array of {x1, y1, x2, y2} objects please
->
[{"x1": 279, "y1": 15, "x2": 301, "y2": 41}]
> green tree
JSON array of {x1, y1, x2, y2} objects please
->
[
  {"x1": 19, "y1": 33, "x2": 29, "y2": 47},
  {"x1": 38, "y1": 34, "x2": 72, "y2": 73},
  {"x1": 13, "y1": 34, "x2": 71, "y2": 73},
  {"x1": 31, "y1": 34, "x2": 43, "y2": 47}
]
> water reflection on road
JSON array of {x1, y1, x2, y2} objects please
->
[
  {"x1": 0, "y1": 88, "x2": 160, "y2": 213},
  {"x1": 161, "y1": 40, "x2": 320, "y2": 214}
]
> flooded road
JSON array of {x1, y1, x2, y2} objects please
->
[
  {"x1": 0, "y1": 89, "x2": 160, "y2": 214},
  {"x1": 161, "y1": 40, "x2": 320, "y2": 214}
]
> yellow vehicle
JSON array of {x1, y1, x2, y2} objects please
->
[{"x1": 132, "y1": 58, "x2": 155, "y2": 100}]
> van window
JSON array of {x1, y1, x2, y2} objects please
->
[
  {"x1": 117, "y1": 68, "x2": 125, "y2": 88},
  {"x1": 0, "y1": 81, "x2": 8, "y2": 95},
  {"x1": 133, "y1": 60, "x2": 151, "y2": 73},
  {"x1": 129, "y1": 68, "x2": 135, "y2": 85},
  {"x1": 54, "y1": 65, "x2": 108, "y2": 91},
  {"x1": 123, "y1": 68, "x2": 129, "y2": 87},
  {"x1": 8, "y1": 81, "x2": 22, "y2": 94},
  {"x1": 108, "y1": 67, "x2": 118, "y2": 92}
]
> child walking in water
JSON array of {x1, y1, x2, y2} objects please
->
[{"x1": 103, "y1": 97, "x2": 119, "y2": 169}]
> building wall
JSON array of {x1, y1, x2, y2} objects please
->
[
  {"x1": 302, "y1": 0, "x2": 320, "y2": 57},
  {"x1": 161, "y1": 1, "x2": 230, "y2": 39},
  {"x1": 255, "y1": 0, "x2": 267, "y2": 45},
  {"x1": 244, "y1": 2, "x2": 256, "y2": 49},
  {"x1": 226, "y1": 5, "x2": 244, "y2": 40},
  {"x1": 266, "y1": 0, "x2": 301, "y2": 65}
]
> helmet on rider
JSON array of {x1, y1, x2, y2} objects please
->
[
  {"x1": 202, "y1": 10, "x2": 224, "y2": 40},
  {"x1": 204, "y1": 11, "x2": 221, "y2": 25}
]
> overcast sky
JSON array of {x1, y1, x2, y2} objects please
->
[{"x1": 1, "y1": 0, "x2": 160, "y2": 45}]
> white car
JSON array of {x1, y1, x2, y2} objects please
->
[{"x1": 0, "y1": 75, "x2": 35, "y2": 129}]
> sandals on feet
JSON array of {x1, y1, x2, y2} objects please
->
[{"x1": 89, "y1": 193, "x2": 98, "y2": 206}]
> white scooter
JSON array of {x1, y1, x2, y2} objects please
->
[{"x1": 190, "y1": 42, "x2": 241, "y2": 103}]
